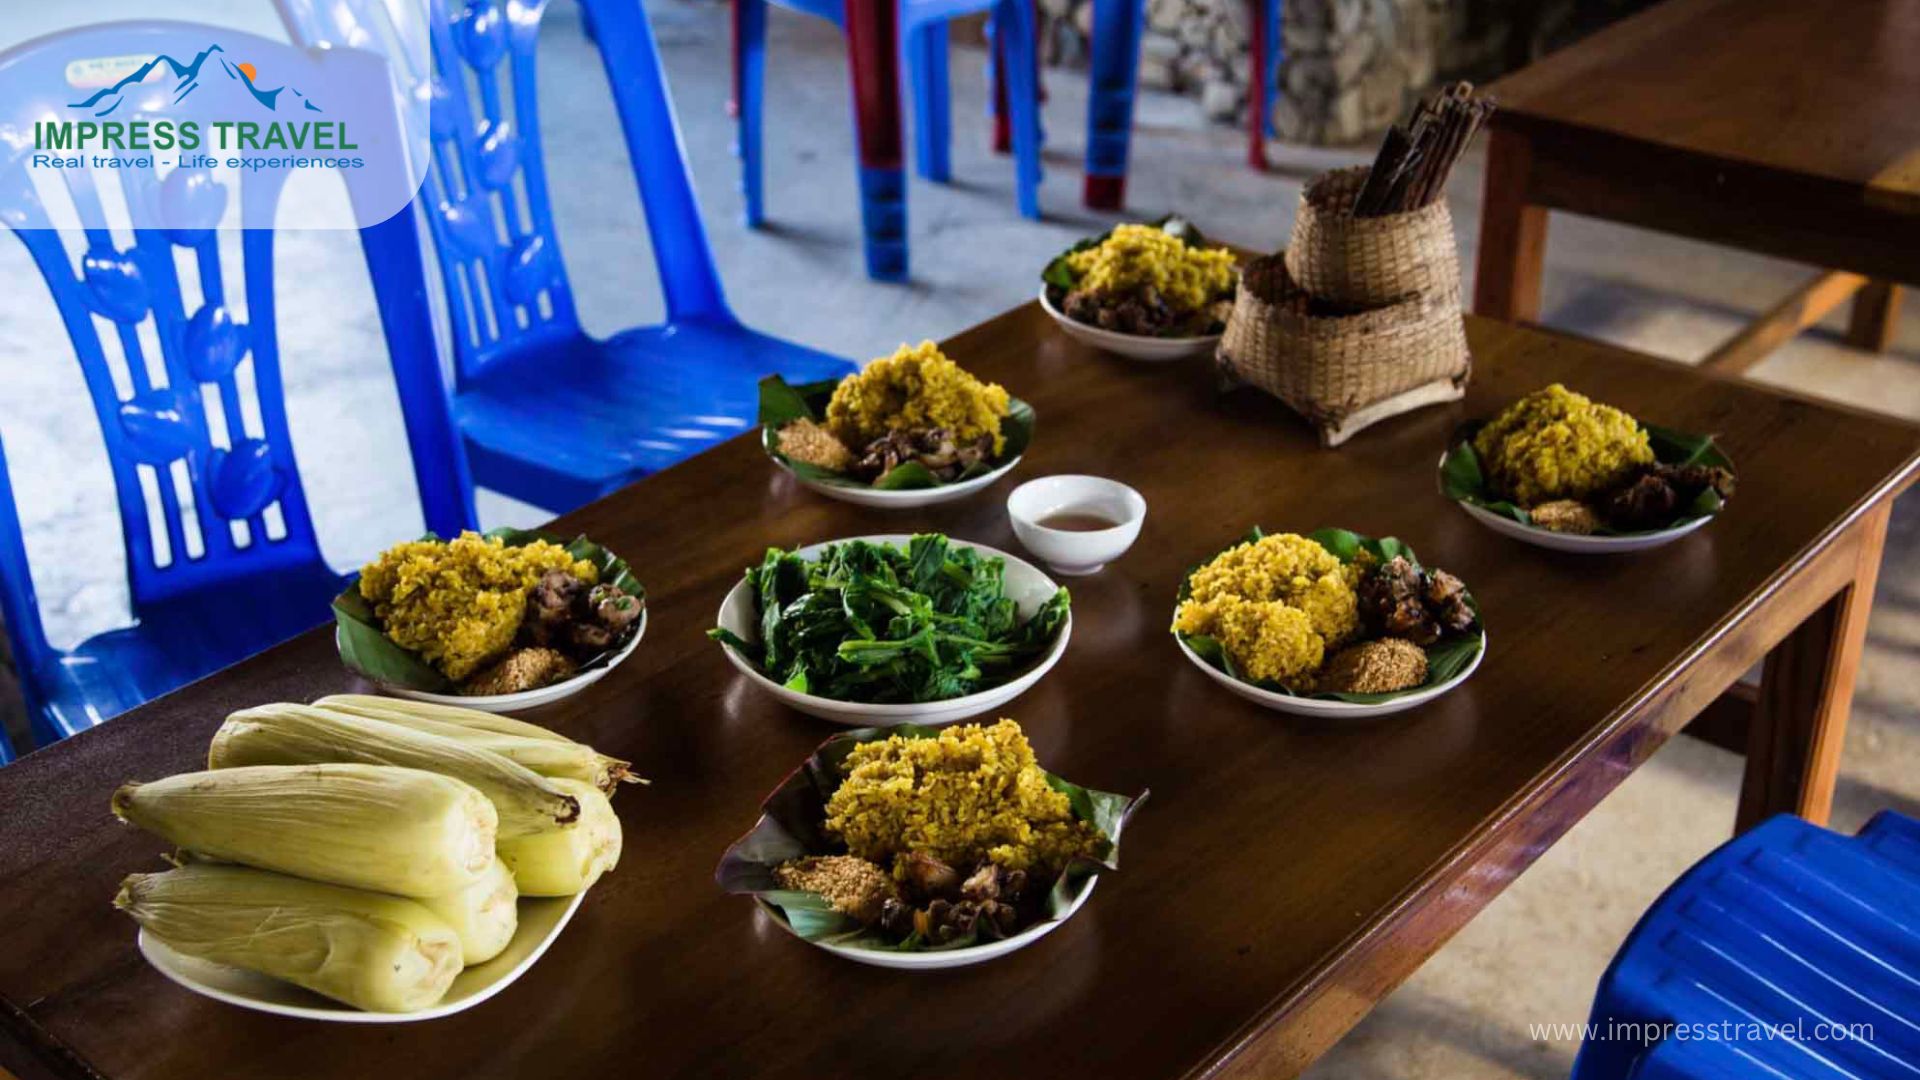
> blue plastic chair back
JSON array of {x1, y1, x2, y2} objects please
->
[
  {"x1": 0, "y1": 23, "x2": 475, "y2": 742},
  {"x1": 0, "y1": 434, "x2": 29, "y2": 763},
  {"x1": 1573, "y1": 812, "x2": 1920, "y2": 1079},
  {"x1": 279, "y1": 0, "x2": 734, "y2": 385}
]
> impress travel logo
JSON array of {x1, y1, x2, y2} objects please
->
[
  {"x1": 3, "y1": 23, "x2": 427, "y2": 231},
  {"x1": 35, "y1": 44, "x2": 362, "y2": 170}
]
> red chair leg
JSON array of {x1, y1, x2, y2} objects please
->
[
  {"x1": 728, "y1": 0, "x2": 743, "y2": 117},
  {"x1": 992, "y1": 30, "x2": 1012, "y2": 154},
  {"x1": 844, "y1": 0, "x2": 909, "y2": 279}
]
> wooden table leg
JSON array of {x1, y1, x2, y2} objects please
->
[
  {"x1": 1847, "y1": 281, "x2": 1904, "y2": 353},
  {"x1": 1473, "y1": 125, "x2": 1548, "y2": 323},
  {"x1": 1736, "y1": 502, "x2": 1891, "y2": 831},
  {"x1": 1702, "y1": 271, "x2": 1865, "y2": 376}
]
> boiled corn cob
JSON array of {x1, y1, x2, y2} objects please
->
[
  {"x1": 497, "y1": 778, "x2": 622, "y2": 896},
  {"x1": 307, "y1": 697, "x2": 635, "y2": 792},
  {"x1": 209, "y1": 704, "x2": 578, "y2": 838},
  {"x1": 116, "y1": 863, "x2": 462, "y2": 1013},
  {"x1": 418, "y1": 857, "x2": 519, "y2": 965},
  {"x1": 112, "y1": 764, "x2": 496, "y2": 899},
  {"x1": 313, "y1": 694, "x2": 572, "y2": 743}
]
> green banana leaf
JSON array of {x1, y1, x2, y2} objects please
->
[
  {"x1": 1440, "y1": 421, "x2": 1735, "y2": 536},
  {"x1": 332, "y1": 527, "x2": 646, "y2": 693},
  {"x1": 715, "y1": 724, "x2": 1146, "y2": 954},
  {"x1": 757, "y1": 375, "x2": 1034, "y2": 491},
  {"x1": 1173, "y1": 526, "x2": 1486, "y2": 705}
]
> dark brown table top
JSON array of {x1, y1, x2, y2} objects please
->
[
  {"x1": 1490, "y1": 0, "x2": 1920, "y2": 205},
  {"x1": 2, "y1": 311, "x2": 1917, "y2": 1080}
]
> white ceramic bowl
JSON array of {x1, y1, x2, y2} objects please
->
[
  {"x1": 350, "y1": 608, "x2": 647, "y2": 714},
  {"x1": 137, "y1": 891, "x2": 587, "y2": 1022},
  {"x1": 1007, "y1": 475, "x2": 1146, "y2": 576},
  {"x1": 1453, "y1": 498, "x2": 1714, "y2": 553},
  {"x1": 1439, "y1": 450, "x2": 1717, "y2": 554},
  {"x1": 1175, "y1": 632, "x2": 1485, "y2": 720},
  {"x1": 713, "y1": 535, "x2": 1070, "y2": 726},
  {"x1": 1038, "y1": 287, "x2": 1220, "y2": 362},
  {"x1": 775, "y1": 454, "x2": 1022, "y2": 509},
  {"x1": 757, "y1": 877, "x2": 1096, "y2": 970}
]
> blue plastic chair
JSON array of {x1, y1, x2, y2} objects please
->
[
  {"x1": 1573, "y1": 811, "x2": 1920, "y2": 1079},
  {"x1": 1082, "y1": 0, "x2": 1279, "y2": 209},
  {"x1": 733, "y1": 0, "x2": 1044, "y2": 280},
  {"x1": 280, "y1": 0, "x2": 859, "y2": 513},
  {"x1": 0, "y1": 24, "x2": 477, "y2": 748}
]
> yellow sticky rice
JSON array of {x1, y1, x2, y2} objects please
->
[
  {"x1": 1473, "y1": 383, "x2": 1654, "y2": 506},
  {"x1": 1064, "y1": 223, "x2": 1236, "y2": 312},
  {"x1": 358, "y1": 531, "x2": 596, "y2": 681},
  {"x1": 825, "y1": 341, "x2": 1012, "y2": 454},
  {"x1": 824, "y1": 720, "x2": 1103, "y2": 876},
  {"x1": 1171, "y1": 533, "x2": 1361, "y2": 685}
]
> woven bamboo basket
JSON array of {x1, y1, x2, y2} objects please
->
[
  {"x1": 1218, "y1": 255, "x2": 1470, "y2": 447},
  {"x1": 1285, "y1": 166, "x2": 1461, "y2": 307}
]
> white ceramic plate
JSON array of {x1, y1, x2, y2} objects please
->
[
  {"x1": 137, "y1": 891, "x2": 586, "y2": 1022},
  {"x1": 1038, "y1": 287, "x2": 1220, "y2": 362},
  {"x1": 714, "y1": 535, "x2": 1070, "y2": 726},
  {"x1": 1176, "y1": 632, "x2": 1485, "y2": 720},
  {"x1": 775, "y1": 454, "x2": 1022, "y2": 509},
  {"x1": 344, "y1": 608, "x2": 646, "y2": 714},
  {"x1": 1453, "y1": 497, "x2": 1714, "y2": 553},
  {"x1": 1439, "y1": 450, "x2": 1717, "y2": 554},
  {"x1": 756, "y1": 877, "x2": 1096, "y2": 970}
]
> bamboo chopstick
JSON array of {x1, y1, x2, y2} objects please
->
[{"x1": 1350, "y1": 82, "x2": 1496, "y2": 218}]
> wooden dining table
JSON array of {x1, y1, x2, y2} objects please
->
[
  {"x1": 1474, "y1": 0, "x2": 1920, "y2": 374},
  {"x1": 1, "y1": 308, "x2": 1915, "y2": 1080}
]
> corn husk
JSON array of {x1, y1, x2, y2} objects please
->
[
  {"x1": 497, "y1": 778, "x2": 622, "y2": 896},
  {"x1": 115, "y1": 864, "x2": 462, "y2": 1013},
  {"x1": 112, "y1": 764, "x2": 495, "y2": 899},
  {"x1": 418, "y1": 857, "x2": 518, "y2": 965},
  {"x1": 313, "y1": 695, "x2": 573, "y2": 743},
  {"x1": 209, "y1": 704, "x2": 579, "y2": 838},
  {"x1": 307, "y1": 697, "x2": 635, "y2": 792}
]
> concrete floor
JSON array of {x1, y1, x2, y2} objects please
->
[{"x1": 2, "y1": 1, "x2": 1919, "y2": 1075}]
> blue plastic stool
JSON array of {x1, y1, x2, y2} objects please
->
[
  {"x1": 1082, "y1": 0, "x2": 1279, "y2": 208},
  {"x1": 1573, "y1": 812, "x2": 1920, "y2": 1079},
  {"x1": 733, "y1": 0, "x2": 1044, "y2": 281},
  {"x1": 280, "y1": 0, "x2": 859, "y2": 513},
  {"x1": 0, "y1": 24, "x2": 477, "y2": 749}
]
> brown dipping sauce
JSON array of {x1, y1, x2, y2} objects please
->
[{"x1": 1035, "y1": 511, "x2": 1122, "y2": 532}]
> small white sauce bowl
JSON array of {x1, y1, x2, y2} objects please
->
[{"x1": 1007, "y1": 475, "x2": 1147, "y2": 576}]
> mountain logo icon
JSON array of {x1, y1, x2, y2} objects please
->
[{"x1": 69, "y1": 44, "x2": 322, "y2": 118}]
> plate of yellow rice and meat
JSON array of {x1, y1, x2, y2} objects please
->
[
  {"x1": 1440, "y1": 384, "x2": 1737, "y2": 553},
  {"x1": 1039, "y1": 217, "x2": 1238, "y2": 361},
  {"x1": 759, "y1": 342, "x2": 1033, "y2": 508},
  {"x1": 1171, "y1": 528, "x2": 1485, "y2": 719},
  {"x1": 716, "y1": 719, "x2": 1144, "y2": 969},
  {"x1": 334, "y1": 529, "x2": 646, "y2": 711}
]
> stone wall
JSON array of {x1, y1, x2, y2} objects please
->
[{"x1": 1039, "y1": 0, "x2": 1586, "y2": 145}]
